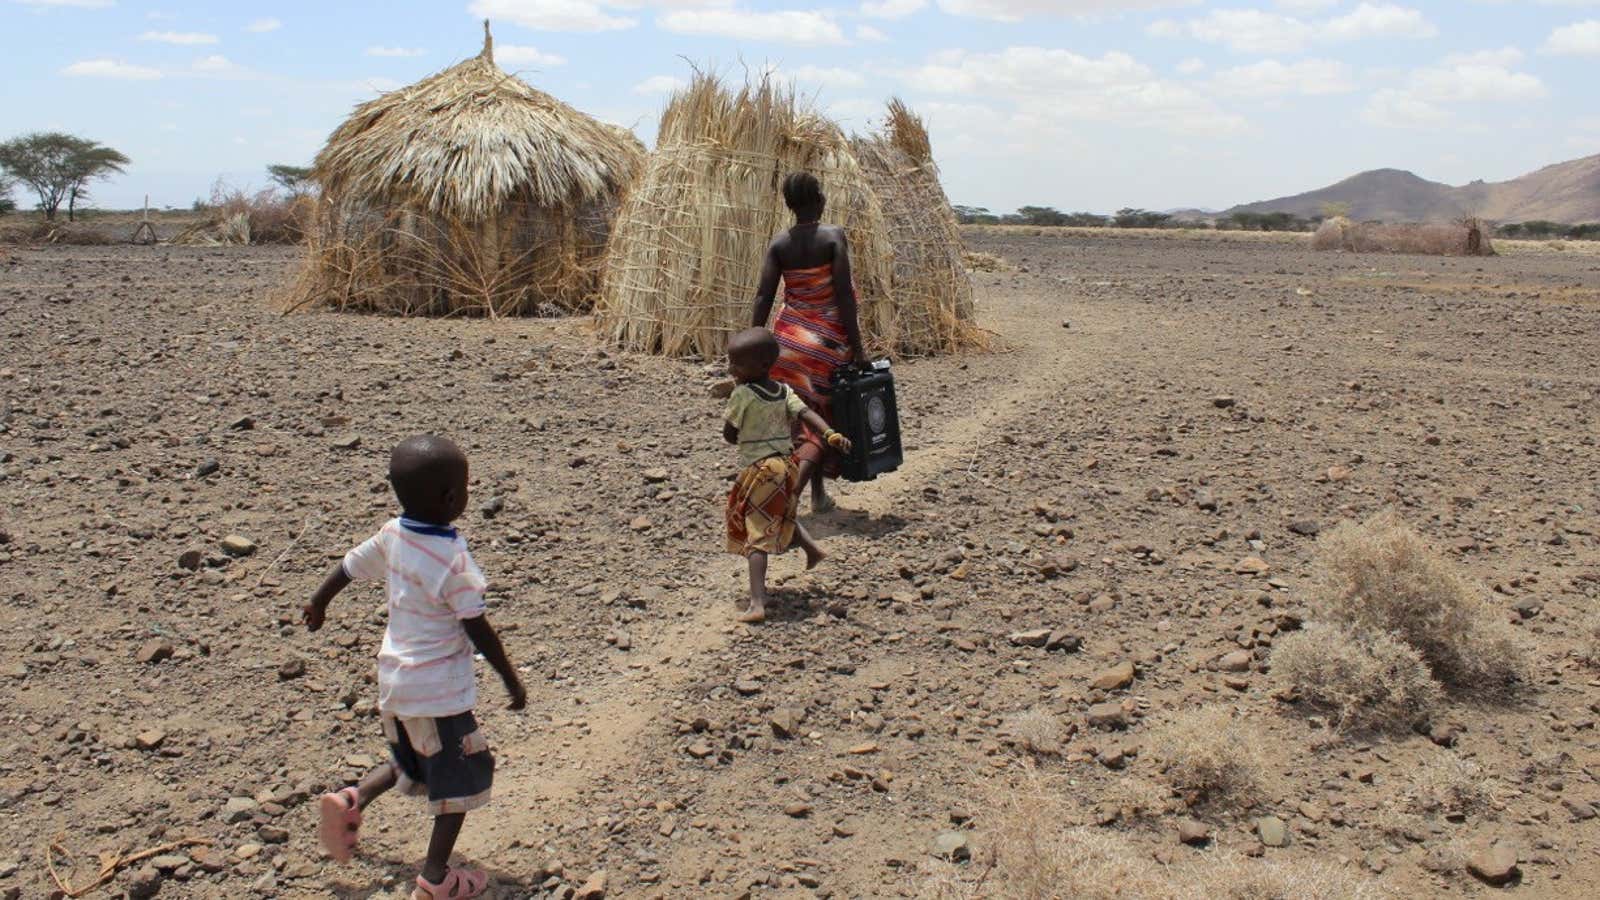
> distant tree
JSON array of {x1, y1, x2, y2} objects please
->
[
  {"x1": 267, "y1": 163, "x2": 315, "y2": 197},
  {"x1": 0, "y1": 132, "x2": 129, "y2": 221},
  {"x1": 1114, "y1": 208, "x2": 1172, "y2": 229},
  {"x1": 952, "y1": 204, "x2": 999, "y2": 225},
  {"x1": 1064, "y1": 212, "x2": 1108, "y2": 227},
  {"x1": 1568, "y1": 223, "x2": 1600, "y2": 240},
  {"x1": 1014, "y1": 205, "x2": 1068, "y2": 227},
  {"x1": 1497, "y1": 222, "x2": 1524, "y2": 238},
  {"x1": 1520, "y1": 220, "x2": 1564, "y2": 239},
  {"x1": 0, "y1": 172, "x2": 15, "y2": 215}
]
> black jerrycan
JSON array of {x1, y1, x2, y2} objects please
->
[{"x1": 830, "y1": 360, "x2": 903, "y2": 482}]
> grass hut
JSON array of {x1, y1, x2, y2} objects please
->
[
  {"x1": 1312, "y1": 216, "x2": 1495, "y2": 256},
  {"x1": 595, "y1": 74, "x2": 979, "y2": 360},
  {"x1": 851, "y1": 99, "x2": 980, "y2": 352},
  {"x1": 290, "y1": 23, "x2": 645, "y2": 317}
]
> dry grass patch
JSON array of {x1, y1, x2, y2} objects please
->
[
  {"x1": 1271, "y1": 622, "x2": 1441, "y2": 732},
  {"x1": 1314, "y1": 511, "x2": 1530, "y2": 691},
  {"x1": 1579, "y1": 613, "x2": 1600, "y2": 668},
  {"x1": 1146, "y1": 707, "x2": 1262, "y2": 811},
  {"x1": 1406, "y1": 757, "x2": 1501, "y2": 819},
  {"x1": 1003, "y1": 708, "x2": 1066, "y2": 758}
]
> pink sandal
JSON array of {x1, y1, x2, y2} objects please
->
[
  {"x1": 317, "y1": 786, "x2": 362, "y2": 862},
  {"x1": 411, "y1": 867, "x2": 489, "y2": 899}
]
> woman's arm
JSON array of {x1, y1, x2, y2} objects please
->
[
  {"x1": 752, "y1": 242, "x2": 782, "y2": 327},
  {"x1": 830, "y1": 230, "x2": 866, "y2": 362}
]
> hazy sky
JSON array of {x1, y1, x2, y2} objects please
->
[{"x1": 5, "y1": 0, "x2": 1599, "y2": 214}]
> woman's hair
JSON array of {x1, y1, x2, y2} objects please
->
[{"x1": 782, "y1": 172, "x2": 824, "y2": 213}]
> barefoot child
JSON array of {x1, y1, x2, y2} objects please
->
[
  {"x1": 303, "y1": 435, "x2": 526, "y2": 900},
  {"x1": 723, "y1": 327, "x2": 851, "y2": 623}
]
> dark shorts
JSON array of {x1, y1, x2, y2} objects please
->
[{"x1": 381, "y1": 710, "x2": 494, "y2": 815}]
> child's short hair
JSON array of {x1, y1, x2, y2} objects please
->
[
  {"x1": 389, "y1": 435, "x2": 467, "y2": 513},
  {"x1": 728, "y1": 327, "x2": 780, "y2": 369},
  {"x1": 782, "y1": 172, "x2": 823, "y2": 213}
]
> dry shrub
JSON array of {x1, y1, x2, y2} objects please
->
[
  {"x1": 962, "y1": 250, "x2": 1012, "y2": 272},
  {"x1": 1146, "y1": 707, "x2": 1262, "y2": 810},
  {"x1": 176, "y1": 181, "x2": 310, "y2": 246},
  {"x1": 0, "y1": 221, "x2": 113, "y2": 245},
  {"x1": 1406, "y1": 757, "x2": 1500, "y2": 818},
  {"x1": 1271, "y1": 622, "x2": 1441, "y2": 732},
  {"x1": 1003, "y1": 708, "x2": 1065, "y2": 757},
  {"x1": 923, "y1": 784, "x2": 1388, "y2": 900},
  {"x1": 1314, "y1": 511, "x2": 1529, "y2": 691},
  {"x1": 1312, "y1": 216, "x2": 1495, "y2": 256},
  {"x1": 1579, "y1": 613, "x2": 1600, "y2": 668}
]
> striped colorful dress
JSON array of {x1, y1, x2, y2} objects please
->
[{"x1": 770, "y1": 263, "x2": 853, "y2": 477}]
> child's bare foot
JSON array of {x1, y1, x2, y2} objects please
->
[
  {"x1": 804, "y1": 544, "x2": 826, "y2": 570},
  {"x1": 317, "y1": 786, "x2": 362, "y2": 862},
  {"x1": 812, "y1": 493, "x2": 837, "y2": 514},
  {"x1": 738, "y1": 601, "x2": 767, "y2": 624}
]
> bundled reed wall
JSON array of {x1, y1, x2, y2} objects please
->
[
  {"x1": 596, "y1": 75, "x2": 981, "y2": 359},
  {"x1": 1313, "y1": 216, "x2": 1496, "y2": 257}
]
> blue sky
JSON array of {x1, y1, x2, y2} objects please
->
[{"x1": 4, "y1": 0, "x2": 1599, "y2": 214}]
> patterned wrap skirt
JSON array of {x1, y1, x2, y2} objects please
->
[
  {"x1": 726, "y1": 455, "x2": 801, "y2": 556},
  {"x1": 771, "y1": 263, "x2": 853, "y2": 479}
]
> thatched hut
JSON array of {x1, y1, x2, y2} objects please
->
[
  {"x1": 1312, "y1": 216, "x2": 1495, "y2": 256},
  {"x1": 851, "y1": 99, "x2": 978, "y2": 351},
  {"x1": 290, "y1": 23, "x2": 645, "y2": 317},
  {"x1": 595, "y1": 74, "x2": 981, "y2": 360}
]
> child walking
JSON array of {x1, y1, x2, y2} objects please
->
[
  {"x1": 723, "y1": 327, "x2": 851, "y2": 623},
  {"x1": 303, "y1": 434, "x2": 526, "y2": 900}
]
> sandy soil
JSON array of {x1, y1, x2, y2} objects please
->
[{"x1": 1, "y1": 233, "x2": 1598, "y2": 899}]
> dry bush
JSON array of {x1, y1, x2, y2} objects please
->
[
  {"x1": 1314, "y1": 511, "x2": 1530, "y2": 691},
  {"x1": 1271, "y1": 622, "x2": 1441, "y2": 732},
  {"x1": 922, "y1": 787, "x2": 1389, "y2": 900},
  {"x1": 0, "y1": 221, "x2": 113, "y2": 245},
  {"x1": 1146, "y1": 707, "x2": 1262, "y2": 810},
  {"x1": 1406, "y1": 757, "x2": 1500, "y2": 818},
  {"x1": 186, "y1": 181, "x2": 310, "y2": 245},
  {"x1": 1003, "y1": 708, "x2": 1065, "y2": 757},
  {"x1": 1579, "y1": 614, "x2": 1600, "y2": 668},
  {"x1": 962, "y1": 250, "x2": 1012, "y2": 272}
]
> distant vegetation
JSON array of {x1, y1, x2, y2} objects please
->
[
  {"x1": 954, "y1": 203, "x2": 1598, "y2": 240},
  {"x1": 0, "y1": 132, "x2": 129, "y2": 221}
]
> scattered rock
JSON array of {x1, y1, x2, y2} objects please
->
[
  {"x1": 1325, "y1": 465, "x2": 1352, "y2": 482},
  {"x1": 1085, "y1": 703, "x2": 1127, "y2": 729},
  {"x1": 1563, "y1": 799, "x2": 1596, "y2": 821},
  {"x1": 574, "y1": 870, "x2": 607, "y2": 899},
  {"x1": 1287, "y1": 520, "x2": 1321, "y2": 537},
  {"x1": 1009, "y1": 628, "x2": 1052, "y2": 648},
  {"x1": 1468, "y1": 845, "x2": 1519, "y2": 886},
  {"x1": 1234, "y1": 556, "x2": 1270, "y2": 576},
  {"x1": 331, "y1": 435, "x2": 362, "y2": 450},
  {"x1": 686, "y1": 742, "x2": 713, "y2": 760},
  {"x1": 220, "y1": 534, "x2": 257, "y2": 557},
  {"x1": 1211, "y1": 396, "x2": 1236, "y2": 409},
  {"x1": 134, "y1": 730, "x2": 167, "y2": 751},
  {"x1": 194, "y1": 458, "x2": 220, "y2": 478},
  {"x1": 1195, "y1": 489, "x2": 1218, "y2": 512},
  {"x1": 126, "y1": 866, "x2": 161, "y2": 899},
  {"x1": 784, "y1": 802, "x2": 812, "y2": 818},
  {"x1": 733, "y1": 679, "x2": 761, "y2": 696},
  {"x1": 1256, "y1": 816, "x2": 1289, "y2": 847},
  {"x1": 136, "y1": 639, "x2": 175, "y2": 665},
  {"x1": 930, "y1": 831, "x2": 971, "y2": 862},
  {"x1": 1177, "y1": 819, "x2": 1211, "y2": 846},
  {"x1": 769, "y1": 708, "x2": 801, "y2": 740},
  {"x1": 643, "y1": 468, "x2": 670, "y2": 483},
  {"x1": 277, "y1": 658, "x2": 306, "y2": 681},
  {"x1": 1218, "y1": 650, "x2": 1252, "y2": 673},
  {"x1": 1046, "y1": 631, "x2": 1081, "y2": 653},
  {"x1": 480, "y1": 497, "x2": 505, "y2": 519},
  {"x1": 223, "y1": 796, "x2": 259, "y2": 824},
  {"x1": 1090, "y1": 661, "x2": 1135, "y2": 691},
  {"x1": 177, "y1": 549, "x2": 204, "y2": 571}
]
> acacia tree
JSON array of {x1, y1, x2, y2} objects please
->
[
  {"x1": 267, "y1": 164, "x2": 314, "y2": 197},
  {"x1": 0, "y1": 132, "x2": 130, "y2": 221},
  {"x1": 0, "y1": 172, "x2": 15, "y2": 215}
]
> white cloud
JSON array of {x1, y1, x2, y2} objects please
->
[
  {"x1": 16, "y1": 0, "x2": 115, "y2": 7},
  {"x1": 781, "y1": 64, "x2": 867, "y2": 89},
  {"x1": 936, "y1": 0, "x2": 1198, "y2": 21},
  {"x1": 1175, "y1": 56, "x2": 1205, "y2": 75},
  {"x1": 62, "y1": 58, "x2": 162, "y2": 79},
  {"x1": 246, "y1": 18, "x2": 282, "y2": 33},
  {"x1": 658, "y1": 9, "x2": 847, "y2": 44},
  {"x1": 496, "y1": 44, "x2": 567, "y2": 66},
  {"x1": 856, "y1": 24, "x2": 888, "y2": 41},
  {"x1": 468, "y1": 0, "x2": 638, "y2": 32},
  {"x1": 1363, "y1": 48, "x2": 1546, "y2": 130},
  {"x1": 904, "y1": 46, "x2": 1247, "y2": 136},
  {"x1": 1151, "y1": 3, "x2": 1436, "y2": 54},
  {"x1": 138, "y1": 30, "x2": 219, "y2": 45},
  {"x1": 861, "y1": 0, "x2": 926, "y2": 17},
  {"x1": 366, "y1": 46, "x2": 426, "y2": 57},
  {"x1": 1544, "y1": 20, "x2": 1600, "y2": 55},
  {"x1": 1275, "y1": 0, "x2": 1337, "y2": 10},
  {"x1": 191, "y1": 54, "x2": 242, "y2": 74},
  {"x1": 633, "y1": 73, "x2": 686, "y2": 94},
  {"x1": 1210, "y1": 58, "x2": 1354, "y2": 96}
]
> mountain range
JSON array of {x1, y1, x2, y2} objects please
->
[{"x1": 1224, "y1": 152, "x2": 1600, "y2": 224}]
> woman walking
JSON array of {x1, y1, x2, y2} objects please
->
[{"x1": 751, "y1": 172, "x2": 866, "y2": 513}]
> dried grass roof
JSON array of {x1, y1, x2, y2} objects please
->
[{"x1": 313, "y1": 22, "x2": 643, "y2": 220}]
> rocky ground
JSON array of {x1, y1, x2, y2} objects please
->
[{"x1": 1, "y1": 233, "x2": 1598, "y2": 899}]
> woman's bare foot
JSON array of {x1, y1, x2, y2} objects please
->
[
  {"x1": 804, "y1": 543, "x2": 826, "y2": 570},
  {"x1": 812, "y1": 493, "x2": 837, "y2": 514},
  {"x1": 738, "y1": 601, "x2": 767, "y2": 624}
]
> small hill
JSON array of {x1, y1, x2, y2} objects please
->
[{"x1": 1226, "y1": 152, "x2": 1600, "y2": 223}]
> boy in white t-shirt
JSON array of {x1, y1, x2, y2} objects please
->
[
  {"x1": 303, "y1": 435, "x2": 525, "y2": 900},
  {"x1": 723, "y1": 327, "x2": 850, "y2": 624}
]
